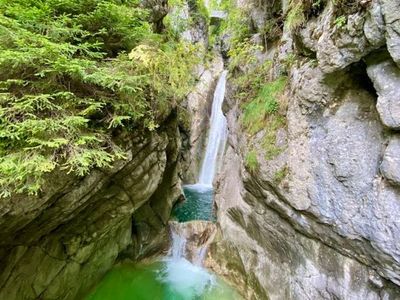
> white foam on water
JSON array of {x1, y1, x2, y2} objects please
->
[{"x1": 159, "y1": 257, "x2": 216, "y2": 298}]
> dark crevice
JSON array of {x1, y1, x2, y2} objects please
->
[{"x1": 348, "y1": 60, "x2": 378, "y2": 97}]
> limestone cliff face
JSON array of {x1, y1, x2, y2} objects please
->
[
  {"x1": 0, "y1": 115, "x2": 184, "y2": 300},
  {"x1": 209, "y1": 0, "x2": 400, "y2": 299}
]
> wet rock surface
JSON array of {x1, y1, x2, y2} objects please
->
[
  {"x1": 170, "y1": 220, "x2": 217, "y2": 264},
  {"x1": 0, "y1": 118, "x2": 184, "y2": 300}
]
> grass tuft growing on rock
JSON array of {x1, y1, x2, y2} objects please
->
[
  {"x1": 245, "y1": 150, "x2": 259, "y2": 172},
  {"x1": 242, "y1": 77, "x2": 287, "y2": 135},
  {"x1": 286, "y1": 0, "x2": 306, "y2": 31},
  {"x1": 273, "y1": 165, "x2": 289, "y2": 184}
]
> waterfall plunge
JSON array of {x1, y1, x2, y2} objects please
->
[
  {"x1": 198, "y1": 70, "x2": 228, "y2": 186},
  {"x1": 162, "y1": 71, "x2": 229, "y2": 297}
]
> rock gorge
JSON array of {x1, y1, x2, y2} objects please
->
[{"x1": 1, "y1": 0, "x2": 400, "y2": 299}]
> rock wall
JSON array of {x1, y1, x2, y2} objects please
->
[
  {"x1": 0, "y1": 116, "x2": 184, "y2": 300},
  {"x1": 209, "y1": 0, "x2": 400, "y2": 299}
]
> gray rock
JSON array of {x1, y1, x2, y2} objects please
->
[
  {"x1": 364, "y1": 1, "x2": 386, "y2": 46},
  {"x1": 381, "y1": 0, "x2": 400, "y2": 67},
  {"x1": 0, "y1": 122, "x2": 185, "y2": 300},
  {"x1": 381, "y1": 136, "x2": 400, "y2": 185},
  {"x1": 210, "y1": 10, "x2": 227, "y2": 26},
  {"x1": 297, "y1": 1, "x2": 386, "y2": 73},
  {"x1": 367, "y1": 58, "x2": 400, "y2": 129},
  {"x1": 208, "y1": 0, "x2": 400, "y2": 298},
  {"x1": 209, "y1": 36, "x2": 400, "y2": 298}
]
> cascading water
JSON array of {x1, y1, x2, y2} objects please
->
[
  {"x1": 198, "y1": 70, "x2": 228, "y2": 186},
  {"x1": 172, "y1": 70, "x2": 228, "y2": 222},
  {"x1": 157, "y1": 70, "x2": 237, "y2": 298},
  {"x1": 160, "y1": 225, "x2": 216, "y2": 298},
  {"x1": 85, "y1": 71, "x2": 240, "y2": 299},
  {"x1": 168, "y1": 70, "x2": 229, "y2": 271}
]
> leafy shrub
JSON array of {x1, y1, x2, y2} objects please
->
[
  {"x1": 334, "y1": 15, "x2": 346, "y2": 28},
  {"x1": 286, "y1": 0, "x2": 306, "y2": 31},
  {"x1": 0, "y1": 0, "x2": 198, "y2": 196},
  {"x1": 228, "y1": 39, "x2": 263, "y2": 72}
]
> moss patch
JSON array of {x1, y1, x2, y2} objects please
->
[{"x1": 273, "y1": 165, "x2": 289, "y2": 184}]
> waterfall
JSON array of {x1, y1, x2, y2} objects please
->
[
  {"x1": 198, "y1": 70, "x2": 228, "y2": 186},
  {"x1": 160, "y1": 70, "x2": 229, "y2": 298},
  {"x1": 170, "y1": 229, "x2": 187, "y2": 260}
]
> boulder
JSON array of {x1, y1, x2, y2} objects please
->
[
  {"x1": 367, "y1": 57, "x2": 400, "y2": 129},
  {"x1": 381, "y1": 0, "x2": 400, "y2": 67},
  {"x1": 381, "y1": 136, "x2": 400, "y2": 185}
]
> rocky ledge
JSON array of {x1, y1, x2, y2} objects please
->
[{"x1": 0, "y1": 116, "x2": 184, "y2": 300}]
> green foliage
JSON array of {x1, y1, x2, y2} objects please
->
[
  {"x1": 285, "y1": 0, "x2": 329, "y2": 31},
  {"x1": 242, "y1": 77, "x2": 287, "y2": 135},
  {"x1": 0, "y1": 0, "x2": 198, "y2": 196},
  {"x1": 163, "y1": 0, "x2": 188, "y2": 36},
  {"x1": 273, "y1": 165, "x2": 288, "y2": 184},
  {"x1": 221, "y1": 4, "x2": 252, "y2": 53},
  {"x1": 232, "y1": 59, "x2": 272, "y2": 108},
  {"x1": 239, "y1": 74, "x2": 287, "y2": 161},
  {"x1": 228, "y1": 39, "x2": 263, "y2": 72},
  {"x1": 286, "y1": 0, "x2": 306, "y2": 31},
  {"x1": 281, "y1": 53, "x2": 297, "y2": 73},
  {"x1": 312, "y1": 0, "x2": 323, "y2": 9},
  {"x1": 334, "y1": 15, "x2": 346, "y2": 28},
  {"x1": 245, "y1": 150, "x2": 259, "y2": 172},
  {"x1": 261, "y1": 19, "x2": 282, "y2": 41},
  {"x1": 194, "y1": 0, "x2": 210, "y2": 23}
]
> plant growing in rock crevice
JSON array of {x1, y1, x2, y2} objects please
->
[
  {"x1": 240, "y1": 76, "x2": 288, "y2": 161},
  {"x1": 334, "y1": 15, "x2": 347, "y2": 28},
  {"x1": 241, "y1": 77, "x2": 287, "y2": 132},
  {"x1": 273, "y1": 165, "x2": 289, "y2": 184},
  {"x1": 245, "y1": 150, "x2": 259, "y2": 172}
]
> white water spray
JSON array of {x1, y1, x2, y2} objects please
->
[{"x1": 198, "y1": 70, "x2": 228, "y2": 186}]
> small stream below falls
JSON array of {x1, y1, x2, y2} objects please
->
[{"x1": 84, "y1": 71, "x2": 240, "y2": 300}]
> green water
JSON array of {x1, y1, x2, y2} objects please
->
[
  {"x1": 172, "y1": 184, "x2": 215, "y2": 222},
  {"x1": 84, "y1": 259, "x2": 241, "y2": 300}
]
